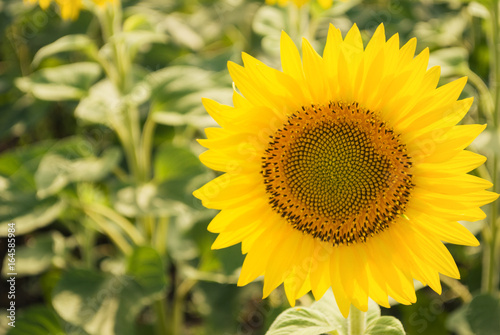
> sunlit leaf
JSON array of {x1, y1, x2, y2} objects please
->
[
  {"x1": 74, "y1": 79, "x2": 122, "y2": 125},
  {"x1": 364, "y1": 316, "x2": 405, "y2": 335},
  {"x1": 267, "y1": 290, "x2": 346, "y2": 335},
  {"x1": 32, "y1": 34, "x2": 99, "y2": 67},
  {"x1": 35, "y1": 146, "x2": 121, "y2": 198},
  {"x1": 1, "y1": 231, "x2": 67, "y2": 277},
  {"x1": 266, "y1": 307, "x2": 340, "y2": 335},
  {"x1": 15, "y1": 62, "x2": 102, "y2": 101},
  {"x1": 0, "y1": 196, "x2": 66, "y2": 236},
  {"x1": 162, "y1": 14, "x2": 203, "y2": 50},
  {"x1": 113, "y1": 182, "x2": 188, "y2": 217}
]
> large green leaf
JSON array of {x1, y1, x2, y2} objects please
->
[
  {"x1": 35, "y1": 146, "x2": 121, "y2": 198},
  {"x1": 1, "y1": 231, "x2": 67, "y2": 277},
  {"x1": 0, "y1": 140, "x2": 69, "y2": 236},
  {"x1": 364, "y1": 316, "x2": 405, "y2": 335},
  {"x1": 52, "y1": 247, "x2": 167, "y2": 335},
  {"x1": 466, "y1": 294, "x2": 500, "y2": 335},
  {"x1": 0, "y1": 97, "x2": 52, "y2": 141},
  {"x1": 6, "y1": 305, "x2": 87, "y2": 335},
  {"x1": 74, "y1": 79, "x2": 122, "y2": 126},
  {"x1": 32, "y1": 35, "x2": 99, "y2": 67},
  {"x1": 0, "y1": 140, "x2": 55, "y2": 192},
  {"x1": 154, "y1": 143, "x2": 205, "y2": 182},
  {"x1": 267, "y1": 290, "x2": 345, "y2": 335},
  {"x1": 112, "y1": 30, "x2": 167, "y2": 60},
  {"x1": 428, "y1": 47, "x2": 468, "y2": 77},
  {"x1": 266, "y1": 290, "x2": 403, "y2": 335},
  {"x1": 266, "y1": 307, "x2": 340, "y2": 335},
  {"x1": 113, "y1": 181, "x2": 188, "y2": 217},
  {"x1": 16, "y1": 62, "x2": 102, "y2": 101},
  {"x1": 147, "y1": 66, "x2": 232, "y2": 118},
  {"x1": 0, "y1": 196, "x2": 66, "y2": 236},
  {"x1": 446, "y1": 304, "x2": 474, "y2": 335}
]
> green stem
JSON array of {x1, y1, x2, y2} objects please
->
[
  {"x1": 347, "y1": 305, "x2": 366, "y2": 335},
  {"x1": 154, "y1": 299, "x2": 169, "y2": 335},
  {"x1": 83, "y1": 203, "x2": 146, "y2": 245},
  {"x1": 82, "y1": 227, "x2": 96, "y2": 269},
  {"x1": 84, "y1": 211, "x2": 132, "y2": 255},
  {"x1": 466, "y1": 69, "x2": 495, "y2": 124},
  {"x1": 439, "y1": 274, "x2": 473, "y2": 303},
  {"x1": 154, "y1": 216, "x2": 169, "y2": 257},
  {"x1": 485, "y1": 157, "x2": 499, "y2": 294},
  {"x1": 126, "y1": 104, "x2": 144, "y2": 181},
  {"x1": 287, "y1": 3, "x2": 310, "y2": 44},
  {"x1": 492, "y1": 1, "x2": 500, "y2": 129},
  {"x1": 172, "y1": 278, "x2": 196, "y2": 335},
  {"x1": 484, "y1": 0, "x2": 500, "y2": 295},
  {"x1": 112, "y1": 165, "x2": 129, "y2": 182},
  {"x1": 141, "y1": 112, "x2": 157, "y2": 181},
  {"x1": 287, "y1": 3, "x2": 299, "y2": 44}
]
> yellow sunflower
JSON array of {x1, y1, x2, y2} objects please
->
[
  {"x1": 25, "y1": 0, "x2": 115, "y2": 20},
  {"x1": 193, "y1": 23, "x2": 497, "y2": 317}
]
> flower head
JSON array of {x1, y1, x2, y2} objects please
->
[{"x1": 194, "y1": 23, "x2": 498, "y2": 317}]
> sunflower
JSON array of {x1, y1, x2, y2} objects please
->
[
  {"x1": 193, "y1": 23, "x2": 497, "y2": 317},
  {"x1": 25, "y1": 0, "x2": 115, "y2": 20}
]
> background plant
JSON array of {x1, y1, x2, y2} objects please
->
[{"x1": 0, "y1": 0, "x2": 499, "y2": 334}]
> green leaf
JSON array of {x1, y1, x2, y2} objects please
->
[
  {"x1": 429, "y1": 47, "x2": 468, "y2": 77},
  {"x1": 364, "y1": 316, "x2": 405, "y2": 335},
  {"x1": 147, "y1": 66, "x2": 232, "y2": 122},
  {"x1": 1, "y1": 232, "x2": 66, "y2": 277},
  {"x1": 35, "y1": 146, "x2": 121, "y2": 198},
  {"x1": 32, "y1": 34, "x2": 99, "y2": 67},
  {"x1": 123, "y1": 14, "x2": 154, "y2": 32},
  {"x1": 266, "y1": 307, "x2": 340, "y2": 335},
  {"x1": 267, "y1": 290, "x2": 346, "y2": 335},
  {"x1": 252, "y1": 6, "x2": 285, "y2": 37},
  {"x1": 5, "y1": 305, "x2": 76, "y2": 335},
  {"x1": 154, "y1": 143, "x2": 205, "y2": 182},
  {"x1": 152, "y1": 110, "x2": 217, "y2": 128},
  {"x1": 162, "y1": 15, "x2": 203, "y2": 50},
  {"x1": 127, "y1": 247, "x2": 168, "y2": 296},
  {"x1": 446, "y1": 304, "x2": 474, "y2": 335},
  {"x1": 0, "y1": 97, "x2": 51, "y2": 141},
  {"x1": 0, "y1": 196, "x2": 66, "y2": 236},
  {"x1": 308, "y1": 290, "x2": 348, "y2": 334},
  {"x1": 466, "y1": 294, "x2": 500, "y2": 335},
  {"x1": 52, "y1": 247, "x2": 167, "y2": 335},
  {"x1": 74, "y1": 79, "x2": 122, "y2": 125},
  {"x1": 114, "y1": 31, "x2": 167, "y2": 54},
  {"x1": 266, "y1": 290, "x2": 390, "y2": 335},
  {"x1": 0, "y1": 140, "x2": 55, "y2": 192},
  {"x1": 15, "y1": 62, "x2": 102, "y2": 101},
  {"x1": 113, "y1": 182, "x2": 188, "y2": 217},
  {"x1": 0, "y1": 141, "x2": 67, "y2": 236}
]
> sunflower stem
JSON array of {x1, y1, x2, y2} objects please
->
[
  {"x1": 287, "y1": 2, "x2": 310, "y2": 44},
  {"x1": 347, "y1": 305, "x2": 366, "y2": 335}
]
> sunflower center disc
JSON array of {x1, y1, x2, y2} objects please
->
[{"x1": 261, "y1": 102, "x2": 414, "y2": 246}]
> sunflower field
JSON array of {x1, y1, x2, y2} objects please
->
[{"x1": 0, "y1": 0, "x2": 499, "y2": 334}]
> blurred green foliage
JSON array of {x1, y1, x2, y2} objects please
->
[{"x1": 0, "y1": 0, "x2": 499, "y2": 334}]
